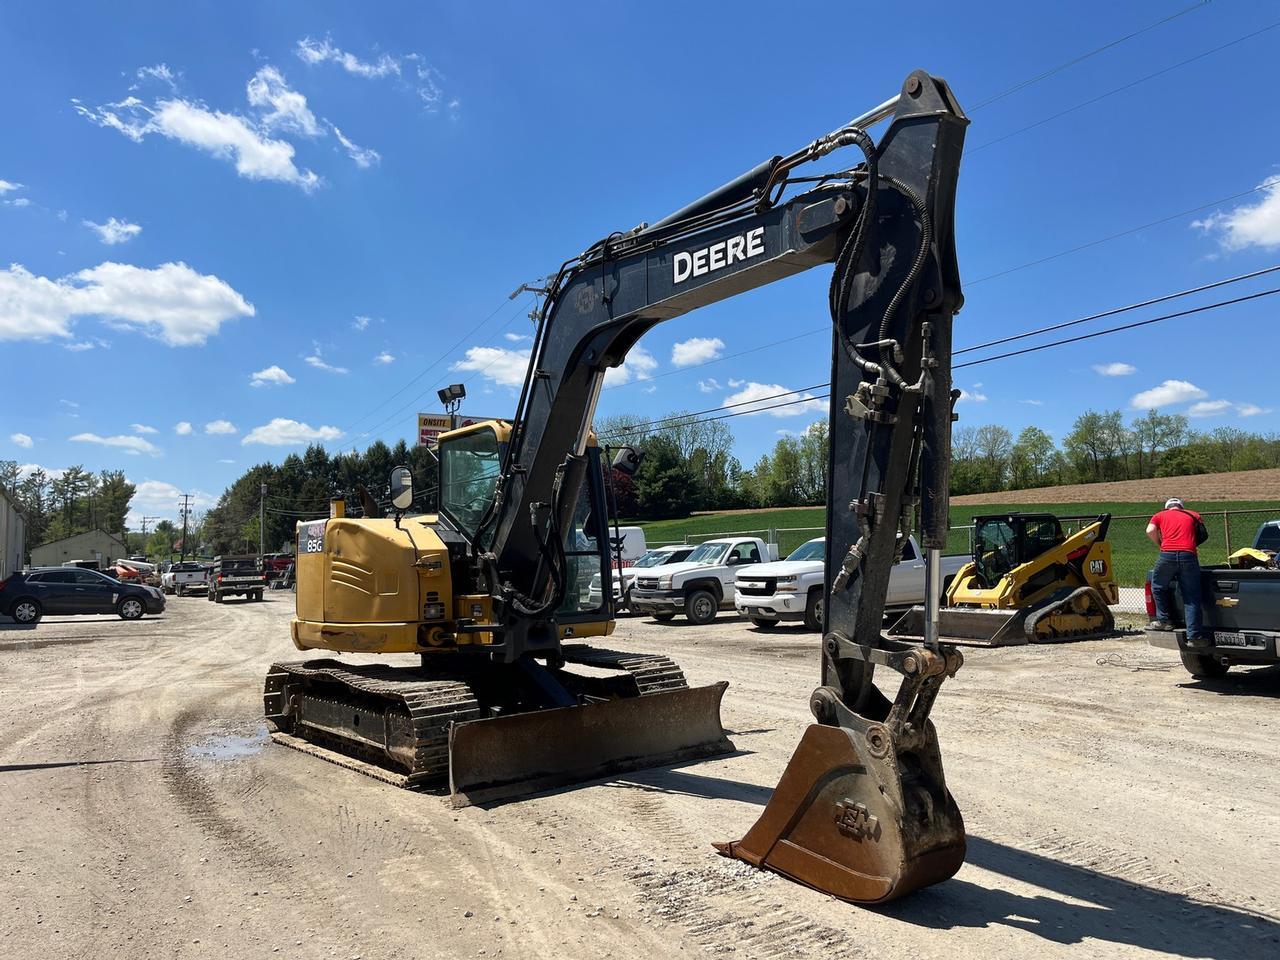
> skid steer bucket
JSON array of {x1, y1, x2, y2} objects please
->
[
  {"x1": 888, "y1": 605, "x2": 1031, "y2": 646},
  {"x1": 448, "y1": 682, "x2": 733, "y2": 808},
  {"x1": 715, "y1": 721, "x2": 965, "y2": 904}
]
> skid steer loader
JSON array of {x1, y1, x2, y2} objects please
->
[{"x1": 890, "y1": 513, "x2": 1121, "y2": 646}]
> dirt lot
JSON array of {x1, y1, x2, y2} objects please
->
[
  {"x1": 2, "y1": 597, "x2": 1278, "y2": 960},
  {"x1": 953, "y1": 468, "x2": 1280, "y2": 505}
]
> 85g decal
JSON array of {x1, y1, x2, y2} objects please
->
[{"x1": 299, "y1": 521, "x2": 326, "y2": 554}]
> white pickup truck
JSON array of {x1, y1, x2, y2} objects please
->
[
  {"x1": 734, "y1": 535, "x2": 968, "y2": 630},
  {"x1": 629, "y1": 536, "x2": 778, "y2": 624},
  {"x1": 587, "y1": 543, "x2": 696, "y2": 612},
  {"x1": 161, "y1": 560, "x2": 209, "y2": 597}
]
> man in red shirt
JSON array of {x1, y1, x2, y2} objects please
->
[{"x1": 1146, "y1": 497, "x2": 1206, "y2": 645}]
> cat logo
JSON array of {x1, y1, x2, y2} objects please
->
[{"x1": 1089, "y1": 559, "x2": 1107, "y2": 576}]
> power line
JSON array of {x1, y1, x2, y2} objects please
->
[
  {"x1": 600, "y1": 274, "x2": 1280, "y2": 439},
  {"x1": 968, "y1": 1, "x2": 1209, "y2": 111},
  {"x1": 968, "y1": 18, "x2": 1280, "y2": 154}
]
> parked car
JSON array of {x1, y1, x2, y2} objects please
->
[
  {"x1": 207, "y1": 555, "x2": 268, "y2": 603},
  {"x1": 162, "y1": 560, "x2": 210, "y2": 596},
  {"x1": 630, "y1": 536, "x2": 778, "y2": 624},
  {"x1": 0, "y1": 566, "x2": 165, "y2": 625},
  {"x1": 733, "y1": 535, "x2": 968, "y2": 631},
  {"x1": 588, "y1": 543, "x2": 697, "y2": 612}
]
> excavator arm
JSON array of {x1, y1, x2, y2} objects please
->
[{"x1": 469, "y1": 70, "x2": 970, "y2": 900}]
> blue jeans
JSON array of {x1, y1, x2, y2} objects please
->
[{"x1": 1152, "y1": 551, "x2": 1203, "y2": 639}]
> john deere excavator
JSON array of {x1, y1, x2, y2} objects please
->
[
  {"x1": 265, "y1": 70, "x2": 969, "y2": 904},
  {"x1": 890, "y1": 513, "x2": 1121, "y2": 645}
]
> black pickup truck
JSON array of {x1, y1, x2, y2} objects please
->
[
  {"x1": 206, "y1": 555, "x2": 268, "y2": 603},
  {"x1": 1146, "y1": 566, "x2": 1280, "y2": 678}
]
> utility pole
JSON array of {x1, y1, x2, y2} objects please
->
[
  {"x1": 140, "y1": 515, "x2": 161, "y2": 555},
  {"x1": 259, "y1": 483, "x2": 267, "y2": 558},
  {"x1": 179, "y1": 494, "x2": 192, "y2": 561}
]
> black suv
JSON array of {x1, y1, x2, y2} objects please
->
[{"x1": 0, "y1": 567, "x2": 166, "y2": 625}]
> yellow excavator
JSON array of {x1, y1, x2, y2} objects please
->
[
  {"x1": 890, "y1": 513, "x2": 1120, "y2": 645},
  {"x1": 265, "y1": 70, "x2": 970, "y2": 904}
]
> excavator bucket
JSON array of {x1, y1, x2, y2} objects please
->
[
  {"x1": 888, "y1": 605, "x2": 1032, "y2": 646},
  {"x1": 448, "y1": 682, "x2": 733, "y2": 808},
  {"x1": 715, "y1": 722, "x2": 965, "y2": 904}
]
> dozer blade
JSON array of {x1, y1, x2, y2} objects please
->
[
  {"x1": 889, "y1": 605, "x2": 1031, "y2": 646},
  {"x1": 715, "y1": 722, "x2": 965, "y2": 904},
  {"x1": 448, "y1": 682, "x2": 733, "y2": 808}
]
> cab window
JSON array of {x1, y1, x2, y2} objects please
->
[{"x1": 439, "y1": 428, "x2": 502, "y2": 542}]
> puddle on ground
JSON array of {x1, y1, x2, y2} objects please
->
[{"x1": 185, "y1": 724, "x2": 270, "y2": 761}]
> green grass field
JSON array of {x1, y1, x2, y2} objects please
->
[{"x1": 634, "y1": 500, "x2": 1280, "y2": 586}]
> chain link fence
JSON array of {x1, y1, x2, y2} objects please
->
[{"x1": 645, "y1": 508, "x2": 1280, "y2": 615}]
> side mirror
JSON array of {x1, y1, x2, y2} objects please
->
[
  {"x1": 725, "y1": 556, "x2": 739, "y2": 566},
  {"x1": 390, "y1": 466, "x2": 414, "y2": 512}
]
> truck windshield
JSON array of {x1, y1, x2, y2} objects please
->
[
  {"x1": 685, "y1": 542, "x2": 729, "y2": 565},
  {"x1": 787, "y1": 540, "x2": 825, "y2": 562},
  {"x1": 634, "y1": 550, "x2": 675, "y2": 568},
  {"x1": 440, "y1": 428, "x2": 502, "y2": 541}
]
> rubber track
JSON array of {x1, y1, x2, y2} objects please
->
[
  {"x1": 264, "y1": 659, "x2": 482, "y2": 788},
  {"x1": 264, "y1": 646, "x2": 691, "y2": 789}
]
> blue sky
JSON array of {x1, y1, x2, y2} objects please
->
[{"x1": 3, "y1": 1, "x2": 1279, "y2": 525}]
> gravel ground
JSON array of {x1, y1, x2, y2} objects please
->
[{"x1": 2, "y1": 595, "x2": 1278, "y2": 960}]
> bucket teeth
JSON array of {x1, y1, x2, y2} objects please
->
[{"x1": 716, "y1": 723, "x2": 965, "y2": 904}]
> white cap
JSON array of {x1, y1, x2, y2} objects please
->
[{"x1": 1165, "y1": 497, "x2": 1183, "y2": 510}]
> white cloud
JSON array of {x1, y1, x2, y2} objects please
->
[
  {"x1": 17, "y1": 462, "x2": 65, "y2": 481},
  {"x1": 133, "y1": 64, "x2": 178, "y2": 91},
  {"x1": 6, "y1": 198, "x2": 31, "y2": 208},
  {"x1": 1130, "y1": 379, "x2": 1207, "y2": 409},
  {"x1": 126, "y1": 479, "x2": 215, "y2": 526},
  {"x1": 604, "y1": 347, "x2": 658, "y2": 386},
  {"x1": 74, "y1": 94, "x2": 321, "y2": 191},
  {"x1": 60, "y1": 399, "x2": 79, "y2": 409},
  {"x1": 64, "y1": 340, "x2": 97, "y2": 351},
  {"x1": 204, "y1": 419, "x2": 237, "y2": 435},
  {"x1": 131, "y1": 423, "x2": 157, "y2": 434},
  {"x1": 1019, "y1": 399, "x2": 1044, "y2": 406},
  {"x1": 1193, "y1": 175, "x2": 1280, "y2": 251},
  {"x1": 722, "y1": 381, "x2": 826, "y2": 417},
  {"x1": 0, "y1": 260, "x2": 254, "y2": 345},
  {"x1": 242, "y1": 418, "x2": 343, "y2": 446},
  {"x1": 246, "y1": 66, "x2": 321, "y2": 137},
  {"x1": 69, "y1": 432, "x2": 160, "y2": 456},
  {"x1": 1092, "y1": 362, "x2": 1135, "y2": 377},
  {"x1": 453, "y1": 346, "x2": 530, "y2": 387},
  {"x1": 352, "y1": 315, "x2": 370, "y2": 331},
  {"x1": 218, "y1": 459, "x2": 236, "y2": 464},
  {"x1": 671, "y1": 336, "x2": 724, "y2": 368},
  {"x1": 957, "y1": 387, "x2": 988, "y2": 403},
  {"x1": 295, "y1": 37, "x2": 400, "y2": 78},
  {"x1": 0, "y1": 179, "x2": 22, "y2": 195},
  {"x1": 698, "y1": 378, "x2": 722, "y2": 394},
  {"x1": 374, "y1": 351, "x2": 395, "y2": 364},
  {"x1": 331, "y1": 124, "x2": 380, "y2": 168},
  {"x1": 10, "y1": 432, "x2": 33, "y2": 448},
  {"x1": 1237, "y1": 404, "x2": 1271, "y2": 417},
  {"x1": 1187, "y1": 400, "x2": 1233, "y2": 418},
  {"x1": 83, "y1": 217, "x2": 142, "y2": 245},
  {"x1": 305, "y1": 350, "x2": 349, "y2": 374},
  {"x1": 727, "y1": 378, "x2": 745, "y2": 388},
  {"x1": 504, "y1": 331, "x2": 531, "y2": 343},
  {"x1": 250, "y1": 364, "x2": 296, "y2": 387},
  {"x1": 174, "y1": 421, "x2": 193, "y2": 435}
]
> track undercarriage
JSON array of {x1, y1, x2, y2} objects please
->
[{"x1": 264, "y1": 644, "x2": 732, "y2": 806}]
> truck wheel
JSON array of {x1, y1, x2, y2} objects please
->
[
  {"x1": 749, "y1": 616, "x2": 779, "y2": 630},
  {"x1": 685, "y1": 589, "x2": 718, "y2": 625},
  {"x1": 803, "y1": 590, "x2": 824, "y2": 632},
  {"x1": 118, "y1": 597, "x2": 144, "y2": 620},
  {"x1": 214, "y1": 593, "x2": 223, "y2": 604},
  {"x1": 176, "y1": 585, "x2": 185, "y2": 598},
  {"x1": 254, "y1": 590, "x2": 264, "y2": 602},
  {"x1": 1180, "y1": 651, "x2": 1229, "y2": 679},
  {"x1": 11, "y1": 598, "x2": 41, "y2": 625},
  {"x1": 652, "y1": 612, "x2": 676, "y2": 622}
]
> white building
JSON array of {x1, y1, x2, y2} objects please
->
[{"x1": 29, "y1": 529, "x2": 128, "y2": 570}]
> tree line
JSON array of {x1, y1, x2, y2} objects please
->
[
  {"x1": 951, "y1": 409, "x2": 1280, "y2": 495},
  {"x1": 1, "y1": 461, "x2": 135, "y2": 551}
]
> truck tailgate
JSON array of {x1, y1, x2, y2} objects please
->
[{"x1": 1200, "y1": 567, "x2": 1280, "y2": 632}]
